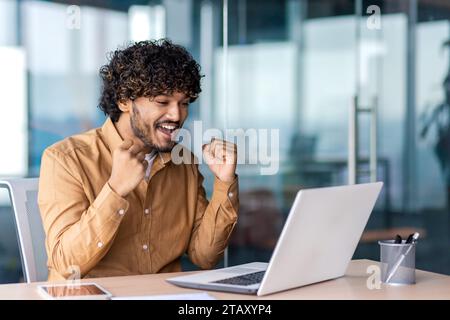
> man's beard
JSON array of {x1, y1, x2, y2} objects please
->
[{"x1": 130, "y1": 104, "x2": 176, "y2": 153}]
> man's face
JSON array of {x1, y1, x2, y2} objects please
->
[{"x1": 130, "y1": 91, "x2": 190, "y2": 152}]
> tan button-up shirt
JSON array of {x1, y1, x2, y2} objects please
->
[{"x1": 38, "y1": 118, "x2": 239, "y2": 281}]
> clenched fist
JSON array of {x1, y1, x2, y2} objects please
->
[
  {"x1": 202, "y1": 138, "x2": 237, "y2": 182},
  {"x1": 108, "y1": 140, "x2": 148, "y2": 197}
]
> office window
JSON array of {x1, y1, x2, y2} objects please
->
[{"x1": 1, "y1": 0, "x2": 450, "y2": 283}]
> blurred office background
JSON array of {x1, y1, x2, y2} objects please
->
[{"x1": 1, "y1": 0, "x2": 450, "y2": 283}]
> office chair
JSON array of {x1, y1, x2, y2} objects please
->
[{"x1": 0, "y1": 178, "x2": 48, "y2": 282}]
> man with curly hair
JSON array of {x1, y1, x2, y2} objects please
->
[{"x1": 38, "y1": 39, "x2": 239, "y2": 281}]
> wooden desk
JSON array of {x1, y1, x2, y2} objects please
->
[{"x1": 1, "y1": 260, "x2": 449, "y2": 300}]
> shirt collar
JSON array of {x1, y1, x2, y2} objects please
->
[
  {"x1": 101, "y1": 117, "x2": 172, "y2": 166},
  {"x1": 102, "y1": 117, "x2": 123, "y2": 153}
]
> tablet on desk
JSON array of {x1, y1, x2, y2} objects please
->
[{"x1": 37, "y1": 283, "x2": 112, "y2": 300}]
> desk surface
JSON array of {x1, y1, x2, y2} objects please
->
[{"x1": 1, "y1": 260, "x2": 449, "y2": 300}]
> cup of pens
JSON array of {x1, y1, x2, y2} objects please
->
[{"x1": 378, "y1": 232, "x2": 419, "y2": 285}]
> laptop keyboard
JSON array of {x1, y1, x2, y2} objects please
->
[{"x1": 211, "y1": 271, "x2": 266, "y2": 286}]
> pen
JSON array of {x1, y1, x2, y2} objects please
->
[
  {"x1": 385, "y1": 232, "x2": 420, "y2": 283},
  {"x1": 405, "y1": 233, "x2": 414, "y2": 244}
]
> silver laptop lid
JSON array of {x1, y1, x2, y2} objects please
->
[{"x1": 257, "y1": 182, "x2": 383, "y2": 296}]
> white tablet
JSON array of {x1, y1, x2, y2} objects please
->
[{"x1": 37, "y1": 282, "x2": 112, "y2": 300}]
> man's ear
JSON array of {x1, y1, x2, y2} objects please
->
[{"x1": 118, "y1": 100, "x2": 132, "y2": 112}]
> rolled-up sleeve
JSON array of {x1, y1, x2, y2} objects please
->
[
  {"x1": 187, "y1": 166, "x2": 239, "y2": 269},
  {"x1": 38, "y1": 148, "x2": 129, "y2": 279}
]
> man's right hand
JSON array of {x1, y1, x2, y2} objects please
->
[{"x1": 108, "y1": 140, "x2": 148, "y2": 197}]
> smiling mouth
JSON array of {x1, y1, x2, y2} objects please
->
[{"x1": 156, "y1": 123, "x2": 179, "y2": 138}]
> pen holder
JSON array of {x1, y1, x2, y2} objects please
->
[{"x1": 378, "y1": 240, "x2": 416, "y2": 285}]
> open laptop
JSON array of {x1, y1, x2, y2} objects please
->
[{"x1": 167, "y1": 182, "x2": 383, "y2": 296}]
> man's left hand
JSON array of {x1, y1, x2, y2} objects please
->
[{"x1": 202, "y1": 138, "x2": 237, "y2": 182}]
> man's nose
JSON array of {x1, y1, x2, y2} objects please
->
[{"x1": 166, "y1": 103, "x2": 181, "y2": 121}]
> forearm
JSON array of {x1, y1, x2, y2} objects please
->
[
  {"x1": 42, "y1": 182, "x2": 129, "y2": 278},
  {"x1": 188, "y1": 177, "x2": 239, "y2": 269}
]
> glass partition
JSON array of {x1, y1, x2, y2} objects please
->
[{"x1": 1, "y1": 0, "x2": 450, "y2": 283}]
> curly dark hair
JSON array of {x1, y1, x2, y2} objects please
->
[{"x1": 98, "y1": 39, "x2": 202, "y2": 122}]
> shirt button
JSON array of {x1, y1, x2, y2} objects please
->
[
  {"x1": 118, "y1": 209, "x2": 125, "y2": 215},
  {"x1": 97, "y1": 242, "x2": 103, "y2": 248},
  {"x1": 228, "y1": 192, "x2": 234, "y2": 198},
  {"x1": 144, "y1": 208, "x2": 150, "y2": 215},
  {"x1": 142, "y1": 244, "x2": 148, "y2": 250}
]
